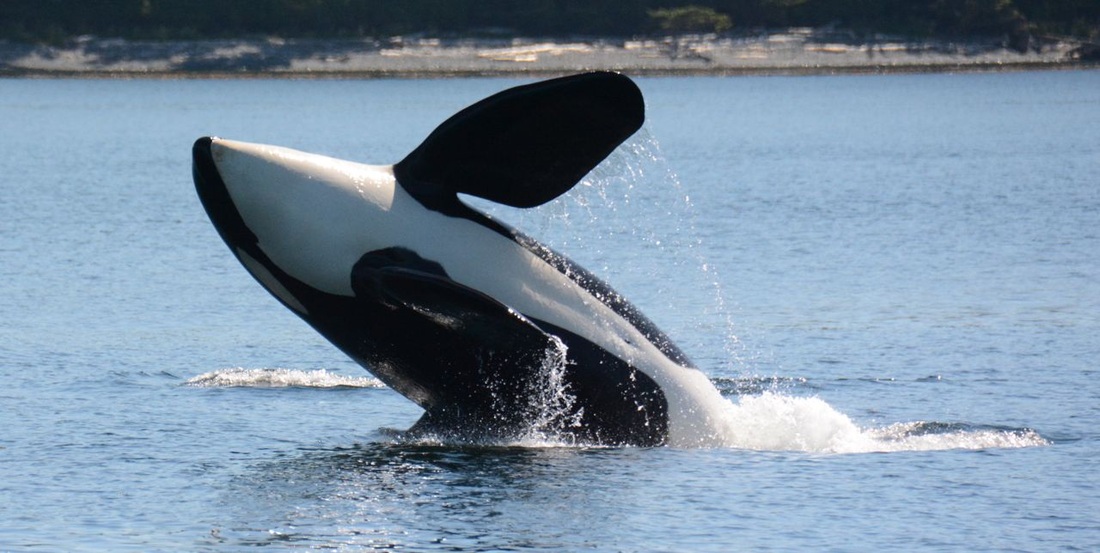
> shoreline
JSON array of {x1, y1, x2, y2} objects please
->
[{"x1": 3, "y1": 32, "x2": 1096, "y2": 79}]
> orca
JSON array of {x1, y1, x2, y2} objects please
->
[{"x1": 192, "y1": 72, "x2": 729, "y2": 446}]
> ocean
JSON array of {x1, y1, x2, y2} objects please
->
[{"x1": 1, "y1": 70, "x2": 1097, "y2": 551}]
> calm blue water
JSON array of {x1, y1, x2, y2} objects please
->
[{"x1": 1, "y1": 71, "x2": 1098, "y2": 551}]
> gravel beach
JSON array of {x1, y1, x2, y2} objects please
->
[{"x1": 1, "y1": 30, "x2": 1092, "y2": 77}]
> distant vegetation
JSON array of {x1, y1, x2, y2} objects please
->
[
  {"x1": 1, "y1": 0, "x2": 1096, "y2": 44},
  {"x1": 649, "y1": 6, "x2": 733, "y2": 34}
]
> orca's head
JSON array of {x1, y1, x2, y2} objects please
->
[{"x1": 193, "y1": 136, "x2": 414, "y2": 312}]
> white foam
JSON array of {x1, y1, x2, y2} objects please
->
[
  {"x1": 713, "y1": 392, "x2": 1048, "y2": 453},
  {"x1": 864, "y1": 422, "x2": 1049, "y2": 452},
  {"x1": 185, "y1": 368, "x2": 384, "y2": 389}
]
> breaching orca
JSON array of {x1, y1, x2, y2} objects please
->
[{"x1": 192, "y1": 72, "x2": 729, "y2": 446}]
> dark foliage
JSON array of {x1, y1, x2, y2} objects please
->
[{"x1": 0, "y1": 0, "x2": 1096, "y2": 43}]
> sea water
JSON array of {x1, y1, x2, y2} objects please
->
[{"x1": 0, "y1": 71, "x2": 1097, "y2": 550}]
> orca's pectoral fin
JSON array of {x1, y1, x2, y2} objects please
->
[
  {"x1": 353, "y1": 263, "x2": 551, "y2": 351},
  {"x1": 394, "y1": 71, "x2": 645, "y2": 209},
  {"x1": 352, "y1": 256, "x2": 565, "y2": 435}
]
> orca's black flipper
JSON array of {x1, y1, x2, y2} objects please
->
[
  {"x1": 394, "y1": 71, "x2": 645, "y2": 209},
  {"x1": 351, "y1": 251, "x2": 565, "y2": 438}
]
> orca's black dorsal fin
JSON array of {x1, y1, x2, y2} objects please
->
[{"x1": 394, "y1": 72, "x2": 645, "y2": 209}]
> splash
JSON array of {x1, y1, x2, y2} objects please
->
[
  {"x1": 396, "y1": 340, "x2": 586, "y2": 448},
  {"x1": 515, "y1": 337, "x2": 585, "y2": 445},
  {"x1": 185, "y1": 367, "x2": 384, "y2": 389},
  {"x1": 712, "y1": 392, "x2": 1048, "y2": 453}
]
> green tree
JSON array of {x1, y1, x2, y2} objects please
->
[{"x1": 648, "y1": 5, "x2": 733, "y2": 33}]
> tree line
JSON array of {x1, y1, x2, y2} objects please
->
[{"x1": 2, "y1": 0, "x2": 1096, "y2": 44}]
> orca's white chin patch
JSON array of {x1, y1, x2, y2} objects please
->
[{"x1": 208, "y1": 139, "x2": 397, "y2": 296}]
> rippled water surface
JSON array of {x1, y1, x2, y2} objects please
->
[{"x1": 1, "y1": 71, "x2": 1098, "y2": 551}]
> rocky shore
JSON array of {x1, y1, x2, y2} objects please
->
[{"x1": 1, "y1": 30, "x2": 1094, "y2": 78}]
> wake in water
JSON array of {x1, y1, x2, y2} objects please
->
[
  {"x1": 185, "y1": 367, "x2": 384, "y2": 389},
  {"x1": 184, "y1": 366, "x2": 1047, "y2": 452},
  {"x1": 382, "y1": 385, "x2": 1047, "y2": 453}
]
